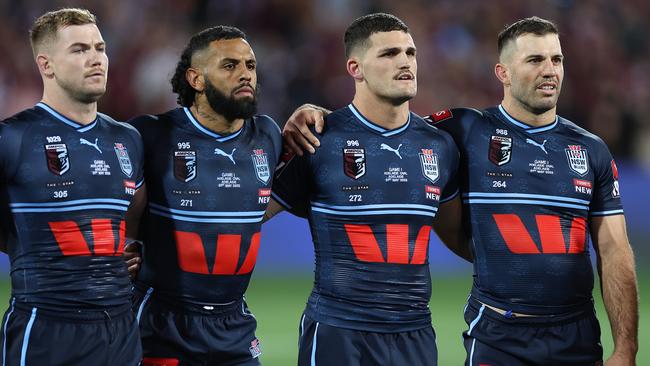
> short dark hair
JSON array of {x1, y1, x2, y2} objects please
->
[
  {"x1": 498, "y1": 16, "x2": 559, "y2": 56},
  {"x1": 30, "y1": 8, "x2": 96, "y2": 57},
  {"x1": 171, "y1": 26, "x2": 247, "y2": 107},
  {"x1": 344, "y1": 13, "x2": 409, "y2": 57}
]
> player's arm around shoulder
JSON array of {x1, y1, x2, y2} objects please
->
[
  {"x1": 433, "y1": 195, "x2": 472, "y2": 262},
  {"x1": 266, "y1": 139, "x2": 314, "y2": 222},
  {"x1": 590, "y1": 214, "x2": 638, "y2": 365},
  {"x1": 427, "y1": 124, "x2": 472, "y2": 262},
  {"x1": 125, "y1": 182, "x2": 147, "y2": 279},
  {"x1": 118, "y1": 114, "x2": 151, "y2": 280},
  {"x1": 424, "y1": 107, "x2": 483, "y2": 147}
]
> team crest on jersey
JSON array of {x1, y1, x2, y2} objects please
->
[
  {"x1": 251, "y1": 149, "x2": 270, "y2": 184},
  {"x1": 565, "y1": 145, "x2": 589, "y2": 176},
  {"x1": 45, "y1": 143, "x2": 70, "y2": 176},
  {"x1": 174, "y1": 151, "x2": 197, "y2": 182},
  {"x1": 488, "y1": 136, "x2": 512, "y2": 166},
  {"x1": 113, "y1": 143, "x2": 133, "y2": 178},
  {"x1": 343, "y1": 148, "x2": 366, "y2": 180},
  {"x1": 419, "y1": 149, "x2": 439, "y2": 184}
]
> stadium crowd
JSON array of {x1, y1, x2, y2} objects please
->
[{"x1": 0, "y1": 0, "x2": 648, "y2": 162}]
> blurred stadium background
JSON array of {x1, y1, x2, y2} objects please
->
[{"x1": 0, "y1": 0, "x2": 648, "y2": 364}]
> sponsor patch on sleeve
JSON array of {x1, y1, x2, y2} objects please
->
[{"x1": 427, "y1": 109, "x2": 453, "y2": 123}]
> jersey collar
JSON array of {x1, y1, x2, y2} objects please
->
[
  {"x1": 348, "y1": 104, "x2": 410, "y2": 137},
  {"x1": 497, "y1": 104, "x2": 558, "y2": 134},
  {"x1": 183, "y1": 107, "x2": 243, "y2": 142},
  {"x1": 36, "y1": 102, "x2": 98, "y2": 132}
]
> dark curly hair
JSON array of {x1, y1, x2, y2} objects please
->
[{"x1": 171, "y1": 26, "x2": 247, "y2": 107}]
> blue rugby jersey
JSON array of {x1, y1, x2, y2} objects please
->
[
  {"x1": 129, "y1": 108, "x2": 281, "y2": 305},
  {"x1": 0, "y1": 103, "x2": 144, "y2": 310},
  {"x1": 272, "y1": 104, "x2": 459, "y2": 332},
  {"x1": 429, "y1": 106, "x2": 623, "y2": 315}
]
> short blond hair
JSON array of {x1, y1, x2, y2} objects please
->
[{"x1": 29, "y1": 8, "x2": 97, "y2": 56}]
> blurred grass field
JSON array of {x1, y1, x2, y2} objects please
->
[{"x1": 0, "y1": 273, "x2": 647, "y2": 365}]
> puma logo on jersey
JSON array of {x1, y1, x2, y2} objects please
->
[
  {"x1": 526, "y1": 138, "x2": 548, "y2": 154},
  {"x1": 380, "y1": 143, "x2": 403, "y2": 159},
  {"x1": 214, "y1": 147, "x2": 237, "y2": 164},
  {"x1": 80, "y1": 138, "x2": 102, "y2": 154}
]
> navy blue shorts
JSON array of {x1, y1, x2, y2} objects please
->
[
  {"x1": 133, "y1": 286, "x2": 261, "y2": 366},
  {"x1": 298, "y1": 313, "x2": 437, "y2": 366},
  {"x1": 463, "y1": 297, "x2": 603, "y2": 366},
  {"x1": 0, "y1": 299, "x2": 141, "y2": 366}
]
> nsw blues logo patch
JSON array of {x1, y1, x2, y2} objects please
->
[
  {"x1": 565, "y1": 145, "x2": 589, "y2": 176},
  {"x1": 419, "y1": 149, "x2": 439, "y2": 184},
  {"x1": 114, "y1": 143, "x2": 133, "y2": 178},
  {"x1": 251, "y1": 149, "x2": 270, "y2": 184}
]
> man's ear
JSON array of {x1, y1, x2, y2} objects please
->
[
  {"x1": 347, "y1": 58, "x2": 363, "y2": 81},
  {"x1": 37, "y1": 53, "x2": 54, "y2": 78},
  {"x1": 495, "y1": 63, "x2": 510, "y2": 86},
  {"x1": 186, "y1": 67, "x2": 204, "y2": 92}
]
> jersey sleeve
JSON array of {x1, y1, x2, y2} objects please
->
[
  {"x1": 589, "y1": 140, "x2": 624, "y2": 216},
  {"x1": 0, "y1": 121, "x2": 24, "y2": 180},
  {"x1": 439, "y1": 130, "x2": 460, "y2": 202},
  {"x1": 271, "y1": 152, "x2": 312, "y2": 215},
  {"x1": 127, "y1": 114, "x2": 157, "y2": 189},
  {"x1": 425, "y1": 108, "x2": 481, "y2": 149},
  {"x1": 257, "y1": 115, "x2": 283, "y2": 162},
  {"x1": 130, "y1": 128, "x2": 145, "y2": 189}
]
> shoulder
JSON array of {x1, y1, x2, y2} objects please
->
[
  {"x1": 559, "y1": 116, "x2": 610, "y2": 151},
  {"x1": 326, "y1": 106, "x2": 356, "y2": 124},
  {"x1": 422, "y1": 107, "x2": 489, "y2": 145},
  {"x1": 318, "y1": 106, "x2": 355, "y2": 135},
  {"x1": 424, "y1": 107, "x2": 485, "y2": 127},
  {"x1": 557, "y1": 116, "x2": 614, "y2": 163},
  {"x1": 99, "y1": 113, "x2": 142, "y2": 140},
  {"x1": 558, "y1": 116, "x2": 607, "y2": 146},
  {"x1": 126, "y1": 109, "x2": 184, "y2": 141},
  {"x1": 252, "y1": 114, "x2": 281, "y2": 135},
  {"x1": 407, "y1": 113, "x2": 458, "y2": 155},
  {"x1": 1, "y1": 107, "x2": 42, "y2": 131},
  {"x1": 126, "y1": 109, "x2": 175, "y2": 131}
]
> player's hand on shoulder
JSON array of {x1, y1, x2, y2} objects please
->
[
  {"x1": 123, "y1": 239, "x2": 142, "y2": 281},
  {"x1": 283, "y1": 104, "x2": 328, "y2": 156}
]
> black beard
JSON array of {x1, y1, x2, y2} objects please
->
[{"x1": 204, "y1": 80, "x2": 258, "y2": 121}]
